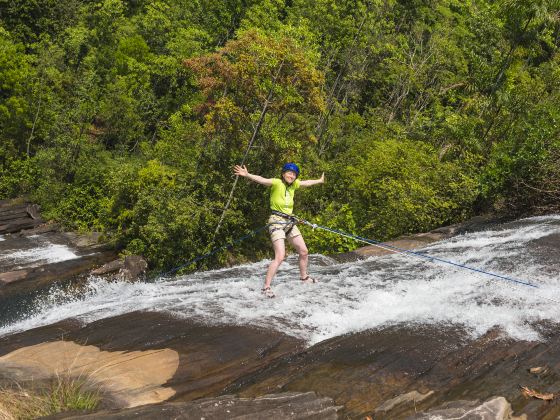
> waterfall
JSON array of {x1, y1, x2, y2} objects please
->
[{"x1": 1, "y1": 215, "x2": 559, "y2": 345}]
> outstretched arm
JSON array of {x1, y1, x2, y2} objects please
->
[
  {"x1": 299, "y1": 172, "x2": 325, "y2": 187},
  {"x1": 234, "y1": 165, "x2": 273, "y2": 186}
]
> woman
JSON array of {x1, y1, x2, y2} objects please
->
[{"x1": 233, "y1": 163, "x2": 325, "y2": 298}]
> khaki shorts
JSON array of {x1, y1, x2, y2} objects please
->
[{"x1": 267, "y1": 214, "x2": 302, "y2": 242}]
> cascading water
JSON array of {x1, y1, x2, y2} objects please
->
[
  {"x1": 0, "y1": 234, "x2": 79, "y2": 270},
  {"x1": 1, "y1": 215, "x2": 559, "y2": 345}
]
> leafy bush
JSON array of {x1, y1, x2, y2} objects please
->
[
  {"x1": 343, "y1": 137, "x2": 477, "y2": 239},
  {"x1": 300, "y1": 203, "x2": 359, "y2": 254},
  {"x1": 0, "y1": 157, "x2": 38, "y2": 199}
]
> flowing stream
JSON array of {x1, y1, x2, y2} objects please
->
[{"x1": 1, "y1": 216, "x2": 559, "y2": 345}]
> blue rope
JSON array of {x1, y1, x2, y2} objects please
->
[
  {"x1": 160, "y1": 220, "x2": 297, "y2": 278},
  {"x1": 300, "y1": 220, "x2": 539, "y2": 289},
  {"x1": 161, "y1": 224, "x2": 270, "y2": 277},
  {"x1": 159, "y1": 214, "x2": 539, "y2": 292}
]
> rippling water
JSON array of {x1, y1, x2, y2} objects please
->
[{"x1": 1, "y1": 216, "x2": 559, "y2": 344}]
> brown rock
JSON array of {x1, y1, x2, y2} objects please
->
[
  {"x1": 354, "y1": 238, "x2": 434, "y2": 257},
  {"x1": 19, "y1": 222, "x2": 60, "y2": 236},
  {"x1": 25, "y1": 204, "x2": 41, "y2": 220},
  {"x1": 0, "y1": 218, "x2": 43, "y2": 234},
  {"x1": 375, "y1": 390, "x2": 434, "y2": 413},
  {"x1": 0, "y1": 340, "x2": 179, "y2": 408},
  {"x1": 74, "y1": 232, "x2": 103, "y2": 247},
  {"x1": 0, "y1": 251, "x2": 117, "y2": 298},
  {"x1": 47, "y1": 392, "x2": 340, "y2": 419},
  {"x1": 408, "y1": 397, "x2": 527, "y2": 420},
  {"x1": 118, "y1": 255, "x2": 148, "y2": 280},
  {"x1": 224, "y1": 325, "x2": 559, "y2": 418},
  {"x1": 0, "y1": 209, "x2": 29, "y2": 222},
  {"x1": 0, "y1": 312, "x2": 304, "y2": 405},
  {"x1": 91, "y1": 259, "x2": 125, "y2": 276},
  {"x1": 0, "y1": 270, "x2": 29, "y2": 284}
]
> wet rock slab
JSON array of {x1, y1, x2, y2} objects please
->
[
  {"x1": 0, "y1": 200, "x2": 43, "y2": 234},
  {"x1": 339, "y1": 214, "x2": 509, "y2": 260},
  {"x1": 47, "y1": 392, "x2": 339, "y2": 419},
  {"x1": 225, "y1": 324, "x2": 560, "y2": 419},
  {"x1": 0, "y1": 228, "x2": 116, "y2": 300},
  {"x1": 1, "y1": 312, "x2": 560, "y2": 418},
  {"x1": 408, "y1": 396, "x2": 526, "y2": 420},
  {"x1": 0, "y1": 312, "x2": 305, "y2": 408}
]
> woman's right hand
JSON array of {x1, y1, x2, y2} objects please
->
[{"x1": 234, "y1": 165, "x2": 248, "y2": 177}]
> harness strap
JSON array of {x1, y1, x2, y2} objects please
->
[
  {"x1": 271, "y1": 210, "x2": 298, "y2": 221},
  {"x1": 270, "y1": 210, "x2": 298, "y2": 235}
]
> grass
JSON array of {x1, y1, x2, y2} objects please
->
[{"x1": 0, "y1": 374, "x2": 101, "y2": 420}]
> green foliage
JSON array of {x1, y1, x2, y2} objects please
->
[
  {"x1": 480, "y1": 56, "x2": 560, "y2": 214},
  {"x1": 301, "y1": 203, "x2": 359, "y2": 254},
  {"x1": 0, "y1": 156, "x2": 38, "y2": 199},
  {"x1": 0, "y1": 28, "x2": 34, "y2": 153},
  {"x1": 343, "y1": 137, "x2": 477, "y2": 239},
  {"x1": 1, "y1": 0, "x2": 559, "y2": 270}
]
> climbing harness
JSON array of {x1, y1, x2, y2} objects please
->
[{"x1": 270, "y1": 210, "x2": 299, "y2": 236}]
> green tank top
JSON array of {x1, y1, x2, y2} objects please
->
[{"x1": 270, "y1": 178, "x2": 300, "y2": 214}]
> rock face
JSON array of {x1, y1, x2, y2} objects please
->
[
  {"x1": 333, "y1": 214, "x2": 504, "y2": 261},
  {"x1": 224, "y1": 325, "x2": 560, "y2": 418},
  {"x1": 90, "y1": 259, "x2": 125, "y2": 276},
  {"x1": 408, "y1": 397, "x2": 527, "y2": 420},
  {"x1": 0, "y1": 312, "x2": 305, "y2": 409},
  {"x1": 118, "y1": 255, "x2": 148, "y2": 280},
  {"x1": 87, "y1": 255, "x2": 148, "y2": 280},
  {"x1": 0, "y1": 199, "x2": 117, "y2": 299},
  {"x1": 1, "y1": 312, "x2": 560, "y2": 419},
  {"x1": 48, "y1": 392, "x2": 339, "y2": 419},
  {"x1": 0, "y1": 250, "x2": 117, "y2": 298},
  {"x1": 0, "y1": 340, "x2": 179, "y2": 407},
  {"x1": 0, "y1": 200, "x2": 43, "y2": 234}
]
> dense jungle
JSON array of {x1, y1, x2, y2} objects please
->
[{"x1": 1, "y1": 0, "x2": 559, "y2": 270}]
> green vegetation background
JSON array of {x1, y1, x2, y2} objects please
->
[{"x1": 1, "y1": 0, "x2": 559, "y2": 271}]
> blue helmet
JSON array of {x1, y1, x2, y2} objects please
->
[{"x1": 281, "y1": 162, "x2": 300, "y2": 177}]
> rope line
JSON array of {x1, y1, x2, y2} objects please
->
[
  {"x1": 301, "y1": 221, "x2": 539, "y2": 289},
  {"x1": 155, "y1": 213, "x2": 560, "y2": 304},
  {"x1": 161, "y1": 220, "x2": 296, "y2": 278},
  {"x1": 303, "y1": 221, "x2": 560, "y2": 305},
  {"x1": 162, "y1": 215, "x2": 539, "y2": 289},
  {"x1": 161, "y1": 224, "x2": 269, "y2": 277}
]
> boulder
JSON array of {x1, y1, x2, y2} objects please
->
[
  {"x1": 91, "y1": 259, "x2": 125, "y2": 276},
  {"x1": 118, "y1": 255, "x2": 148, "y2": 280},
  {"x1": 25, "y1": 204, "x2": 41, "y2": 220}
]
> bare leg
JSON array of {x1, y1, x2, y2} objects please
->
[
  {"x1": 288, "y1": 235, "x2": 309, "y2": 280},
  {"x1": 264, "y1": 239, "x2": 285, "y2": 288}
]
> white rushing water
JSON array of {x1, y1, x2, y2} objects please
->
[
  {"x1": 0, "y1": 236, "x2": 78, "y2": 268},
  {"x1": 1, "y1": 216, "x2": 559, "y2": 345}
]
